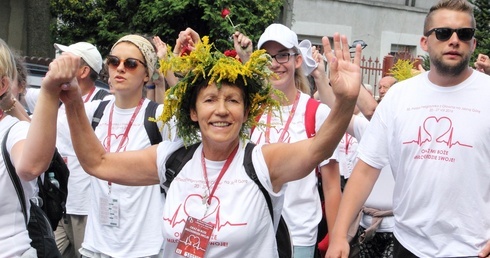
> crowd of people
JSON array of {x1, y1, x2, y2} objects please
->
[{"x1": 1, "y1": 0, "x2": 490, "y2": 257}]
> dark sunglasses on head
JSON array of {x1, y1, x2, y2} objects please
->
[
  {"x1": 106, "y1": 55, "x2": 147, "y2": 70},
  {"x1": 425, "y1": 27, "x2": 475, "y2": 41}
]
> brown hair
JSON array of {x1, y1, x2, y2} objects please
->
[{"x1": 424, "y1": 0, "x2": 475, "y2": 34}]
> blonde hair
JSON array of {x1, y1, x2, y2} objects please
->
[
  {"x1": 0, "y1": 38, "x2": 17, "y2": 82},
  {"x1": 295, "y1": 55, "x2": 311, "y2": 95},
  {"x1": 295, "y1": 68, "x2": 311, "y2": 95}
]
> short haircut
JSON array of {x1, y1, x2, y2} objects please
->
[{"x1": 424, "y1": 0, "x2": 475, "y2": 35}]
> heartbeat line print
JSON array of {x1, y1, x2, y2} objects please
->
[
  {"x1": 402, "y1": 116, "x2": 473, "y2": 148},
  {"x1": 163, "y1": 194, "x2": 247, "y2": 231}
]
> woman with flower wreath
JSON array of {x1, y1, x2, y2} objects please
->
[{"x1": 42, "y1": 32, "x2": 361, "y2": 257}]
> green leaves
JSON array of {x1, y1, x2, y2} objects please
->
[{"x1": 50, "y1": 0, "x2": 285, "y2": 57}]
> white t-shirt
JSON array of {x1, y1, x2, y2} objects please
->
[
  {"x1": 58, "y1": 91, "x2": 113, "y2": 215},
  {"x1": 26, "y1": 87, "x2": 113, "y2": 215},
  {"x1": 342, "y1": 113, "x2": 395, "y2": 232},
  {"x1": 0, "y1": 117, "x2": 35, "y2": 257},
  {"x1": 156, "y1": 140, "x2": 286, "y2": 258},
  {"x1": 359, "y1": 165, "x2": 395, "y2": 232},
  {"x1": 357, "y1": 71, "x2": 490, "y2": 257},
  {"x1": 78, "y1": 98, "x2": 174, "y2": 257},
  {"x1": 250, "y1": 91, "x2": 329, "y2": 247}
]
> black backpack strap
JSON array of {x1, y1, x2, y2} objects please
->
[
  {"x1": 92, "y1": 89, "x2": 110, "y2": 101},
  {"x1": 91, "y1": 100, "x2": 110, "y2": 130},
  {"x1": 144, "y1": 101, "x2": 163, "y2": 145},
  {"x1": 162, "y1": 143, "x2": 201, "y2": 193},
  {"x1": 2, "y1": 124, "x2": 29, "y2": 225},
  {"x1": 242, "y1": 143, "x2": 275, "y2": 219},
  {"x1": 243, "y1": 142, "x2": 292, "y2": 258}
]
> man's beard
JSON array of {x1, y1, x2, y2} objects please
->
[{"x1": 431, "y1": 54, "x2": 470, "y2": 76}]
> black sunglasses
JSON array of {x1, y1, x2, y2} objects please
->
[
  {"x1": 270, "y1": 52, "x2": 298, "y2": 64},
  {"x1": 425, "y1": 27, "x2": 475, "y2": 41},
  {"x1": 106, "y1": 55, "x2": 147, "y2": 70}
]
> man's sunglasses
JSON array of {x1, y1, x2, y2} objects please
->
[
  {"x1": 106, "y1": 55, "x2": 147, "y2": 70},
  {"x1": 425, "y1": 27, "x2": 475, "y2": 41}
]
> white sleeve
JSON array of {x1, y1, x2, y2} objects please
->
[{"x1": 24, "y1": 88, "x2": 41, "y2": 113}]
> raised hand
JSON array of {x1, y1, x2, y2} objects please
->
[
  {"x1": 232, "y1": 31, "x2": 253, "y2": 63},
  {"x1": 43, "y1": 53, "x2": 81, "y2": 103},
  {"x1": 323, "y1": 33, "x2": 361, "y2": 103},
  {"x1": 174, "y1": 28, "x2": 201, "y2": 56},
  {"x1": 152, "y1": 36, "x2": 168, "y2": 60},
  {"x1": 474, "y1": 53, "x2": 490, "y2": 75}
]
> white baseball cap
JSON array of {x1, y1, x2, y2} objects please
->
[
  {"x1": 257, "y1": 23, "x2": 299, "y2": 50},
  {"x1": 54, "y1": 42, "x2": 103, "y2": 73}
]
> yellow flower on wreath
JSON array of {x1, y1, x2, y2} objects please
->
[{"x1": 154, "y1": 36, "x2": 283, "y2": 146}]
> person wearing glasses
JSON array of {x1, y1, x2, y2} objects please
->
[
  {"x1": 326, "y1": 0, "x2": 490, "y2": 257},
  {"x1": 15, "y1": 41, "x2": 112, "y2": 258},
  {"x1": 74, "y1": 35, "x2": 175, "y2": 258},
  {"x1": 32, "y1": 28, "x2": 362, "y2": 258},
  {"x1": 245, "y1": 23, "x2": 344, "y2": 258}
]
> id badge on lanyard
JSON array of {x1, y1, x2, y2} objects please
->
[{"x1": 175, "y1": 216, "x2": 214, "y2": 258}]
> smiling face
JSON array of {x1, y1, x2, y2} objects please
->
[
  {"x1": 190, "y1": 83, "x2": 248, "y2": 148},
  {"x1": 261, "y1": 41, "x2": 302, "y2": 93},
  {"x1": 107, "y1": 42, "x2": 149, "y2": 94},
  {"x1": 421, "y1": 9, "x2": 476, "y2": 77}
]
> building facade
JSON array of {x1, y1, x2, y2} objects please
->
[
  {"x1": 287, "y1": 0, "x2": 438, "y2": 93},
  {"x1": 290, "y1": 0, "x2": 438, "y2": 61}
]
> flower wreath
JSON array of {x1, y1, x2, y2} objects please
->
[{"x1": 155, "y1": 36, "x2": 282, "y2": 146}]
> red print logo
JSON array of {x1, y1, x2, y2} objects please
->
[
  {"x1": 102, "y1": 134, "x2": 130, "y2": 152},
  {"x1": 164, "y1": 194, "x2": 247, "y2": 231},
  {"x1": 402, "y1": 116, "x2": 472, "y2": 148}
]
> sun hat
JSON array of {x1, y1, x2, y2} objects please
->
[
  {"x1": 257, "y1": 23, "x2": 299, "y2": 50},
  {"x1": 54, "y1": 42, "x2": 103, "y2": 73}
]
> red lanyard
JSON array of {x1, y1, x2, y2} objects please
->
[
  {"x1": 200, "y1": 144, "x2": 239, "y2": 205},
  {"x1": 344, "y1": 133, "x2": 352, "y2": 154},
  {"x1": 106, "y1": 98, "x2": 144, "y2": 187},
  {"x1": 106, "y1": 98, "x2": 144, "y2": 153},
  {"x1": 83, "y1": 87, "x2": 96, "y2": 103},
  {"x1": 265, "y1": 91, "x2": 301, "y2": 143}
]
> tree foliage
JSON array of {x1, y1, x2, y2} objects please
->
[
  {"x1": 470, "y1": 0, "x2": 490, "y2": 61},
  {"x1": 50, "y1": 0, "x2": 285, "y2": 57}
]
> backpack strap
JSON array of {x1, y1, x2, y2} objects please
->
[
  {"x1": 144, "y1": 101, "x2": 163, "y2": 145},
  {"x1": 164, "y1": 142, "x2": 275, "y2": 219},
  {"x1": 91, "y1": 99, "x2": 162, "y2": 145},
  {"x1": 91, "y1": 100, "x2": 110, "y2": 130},
  {"x1": 242, "y1": 143, "x2": 275, "y2": 219},
  {"x1": 305, "y1": 97, "x2": 320, "y2": 138},
  {"x1": 92, "y1": 89, "x2": 110, "y2": 101},
  {"x1": 163, "y1": 143, "x2": 201, "y2": 191},
  {"x1": 2, "y1": 124, "x2": 29, "y2": 226}
]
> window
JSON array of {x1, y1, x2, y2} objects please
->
[
  {"x1": 390, "y1": 44, "x2": 416, "y2": 57},
  {"x1": 405, "y1": 0, "x2": 416, "y2": 7}
]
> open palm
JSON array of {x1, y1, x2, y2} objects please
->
[{"x1": 323, "y1": 33, "x2": 362, "y2": 103}]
